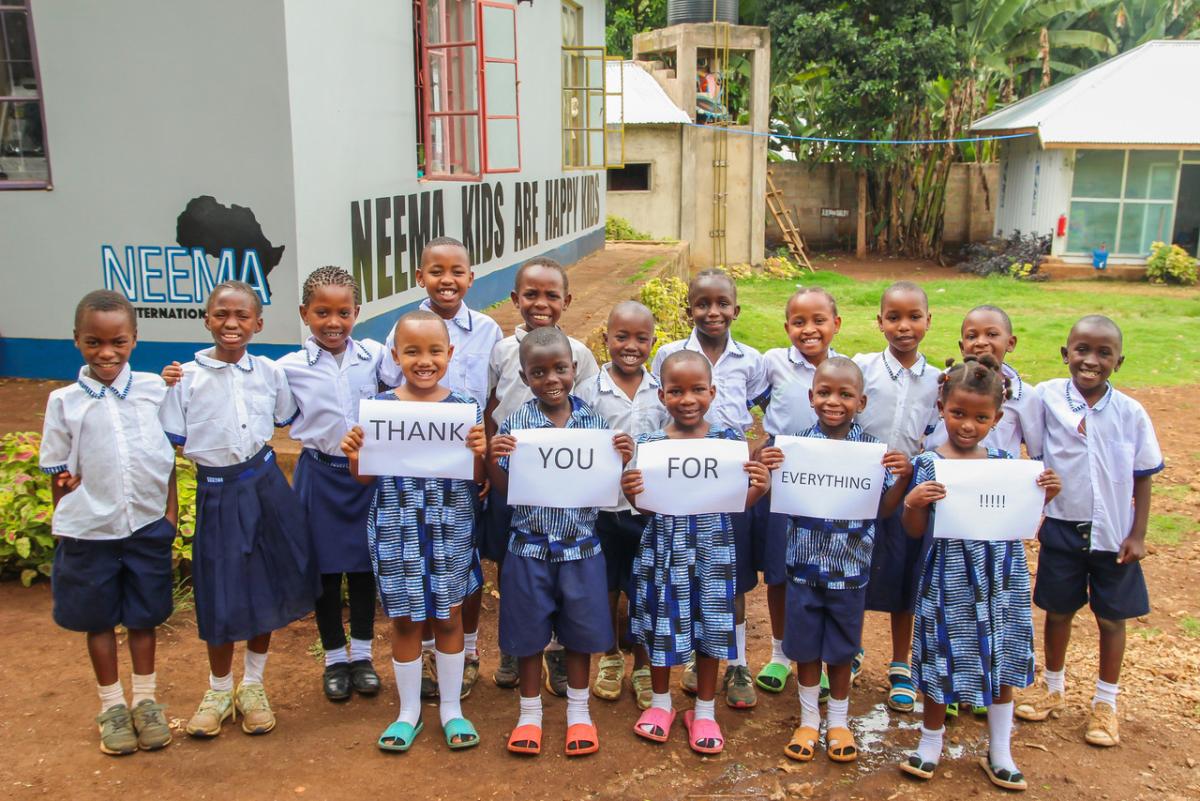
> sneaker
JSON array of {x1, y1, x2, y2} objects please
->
[
  {"x1": 1014, "y1": 683, "x2": 1066, "y2": 722},
  {"x1": 630, "y1": 666, "x2": 654, "y2": 710},
  {"x1": 543, "y1": 648, "x2": 569, "y2": 697},
  {"x1": 723, "y1": 664, "x2": 758, "y2": 709},
  {"x1": 96, "y1": 704, "x2": 138, "y2": 755},
  {"x1": 680, "y1": 658, "x2": 698, "y2": 694},
  {"x1": 592, "y1": 653, "x2": 624, "y2": 701},
  {"x1": 235, "y1": 683, "x2": 276, "y2": 735},
  {"x1": 420, "y1": 649, "x2": 439, "y2": 699},
  {"x1": 186, "y1": 689, "x2": 233, "y2": 738},
  {"x1": 493, "y1": 652, "x2": 519, "y2": 688},
  {"x1": 461, "y1": 654, "x2": 480, "y2": 699},
  {"x1": 130, "y1": 699, "x2": 172, "y2": 750},
  {"x1": 1085, "y1": 702, "x2": 1120, "y2": 747}
]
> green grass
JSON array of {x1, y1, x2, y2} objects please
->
[
  {"x1": 1134, "y1": 626, "x2": 1162, "y2": 640},
  {"x1": 1153, "y1": 483, "x2": 1196, "y2": 502},
  {"x1": 626, "y1": 256, "x2": 662, "y2": 284},
  {"x1": 731, "y1": 272, "x2": 1200, "y2": 387},
  {"x1": 1147, "y1": 513, "x2": 1195, "y2": 546},
  {"x1": 1180, "y1": 616, "x2": 1200, "y2": 638}
]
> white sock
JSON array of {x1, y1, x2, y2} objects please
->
[
  {"x1": 436, "y1": 649, "x2": 465, "y2": 725},
  {"x1": 566, "y1": 686, "x2": 592, "y2": 728},
  {"x1": 827, "y1": 696, "x2": 849, "y2": 730},
  {"x1": 651, "y1": 691, "x2": 673, "y2": 712},
  {"x1": 1093, "y1": 679, "x2": 1119, "y2": 710},
  {"x1": 421, "y1": 638, "x2": 435, "y2": 654},
  {"x1": 798, "y1": 683, "x2": 821, "y2": 731},
  {"x1": 545, "y1": 634, "x2": 565, "y2": 652},
  {"x1": 694, "y1": 697, "x2": 716, "y2": 722},
  {"x1": 916, "y1": 725, "x2": 945, "y2": 765},
  {"x1": 988, "y1": 701, "x2": 1018, "y2": 773},
  {"x1": 731, "y1": 622, "x2": 747, "y2": 667},
  {"x1": 324, "y1": 646, "x2": 349, "y2": 667},
  {"x1": 242, "y1": 649, "x2": 268, "y2": 686},
  {"x1": 349, "y1": 637, "x2": 373, "y2": 663},
  {"x1": 1044, "y1": 667, "x2": 1065, "y2": 694},
  {"x1": 131, "y1": 672, "x2": 156, "y2": 706},
  {"x1": 464, "y1": 630, "x2": 479, "y2": 658},
  {"x1": 517, "y1": 694, "x2": 543, "y2": 729},
  {"x1": 392, "y1": 656, "x2": 423, "y2": 727},
  {"x1": 98, "y1": 680, "x2": 125, "y2": 713},
  {"x1": 209, "y1": 672, "x2": 234, "y2": 693},
  {"x1": 769, "y1": 637, "x2": 788, "y2": 666}
]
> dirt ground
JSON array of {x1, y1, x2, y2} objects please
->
[{"x1": 2, "y1": 254, "x2": 1199, "y2": 801}]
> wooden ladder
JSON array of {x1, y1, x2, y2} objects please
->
[{"x1": 766, "y1": 169, "x2": 813, "y2": 271}]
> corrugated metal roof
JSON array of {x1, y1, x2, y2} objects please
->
[
  {"x1": 605, "y1": 61, "x2": 691, "y2": 125},
  {"x1": 971, "y1": 40, "x2": 1200, "y2": 147}
]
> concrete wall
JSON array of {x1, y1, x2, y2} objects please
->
[
  {"x1": 995, "y1": 136, "x2": 1072, "y2": 251},
  {"x1": 606, "y1": 125, "x2": 683, "y2": 240}
]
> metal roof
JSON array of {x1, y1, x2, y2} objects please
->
[
  {"x1": 971, "y1": 40, "x2": 1200, "y2": 147},
  {"x1": 605, "y1": 60, "x2": 691, "y2": 125}
]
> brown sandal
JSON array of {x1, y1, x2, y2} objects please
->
[
  {"x1": 783, "y1": 725, "x2": 819, "y2": 762},
  {"x1": 826, "y1": 726, "x2": 858, "y2": 762}
]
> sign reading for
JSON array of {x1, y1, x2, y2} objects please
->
[
  {"x1": 357, "y1": 399, "x2": 477, "y2": 480},
  {"x1": 635, "y1": 438, "x2": 749, "y2": 516},
  {"x1": 770, "y1": 435, "x2": 886, "y2": 520},
  {"x1": 932, "y1": 458, "x2": 1046, "y2": 541},
  {"x1": 506, "y1": 428, "x2": 622, "y2": 509}
]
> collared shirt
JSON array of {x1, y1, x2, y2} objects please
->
[
  {"x1": 385, "y1": 300, "x2": 503, "y2": 410},
  {"x1": 852, "y1": 349, "x2": 940, "y2": 458},
  {"x1": 278, "y1": 336, "x2": 395, "y2": 456},
  {"x1": 785, "y1": 423, "x2": 894, "y2": 590},
  {"x1": 761, "y1": 346, "x2": 841, "y2": 436},
  {"x1": 924, "y1": 363, "x2": 1045, "y2": 458},
  {"x1": 39, "y1": 365, "x2": 175, "y2": 540},
  {"x1": 650, "y1": 331, "x2": 769, "y2": 433},
  {"x1": 160, "y1": 349, "x2": 298, "y2": 467},
  {"x1": 1038, "y1": 378, "x2": 1163, "y2": 552},
  {"x1": 487, "y1": 325, "x2": 599, "y2": 427},
  {"x1": 576, "y1": 363, "x2": 669, "y2": 513},
  {"x1": 498, "y1": 396, "x2": 610, "y2": 562}
]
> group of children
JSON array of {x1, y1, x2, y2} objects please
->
[{"x1": 43, "y1": 236, "x2": 1162, "y2": 792}]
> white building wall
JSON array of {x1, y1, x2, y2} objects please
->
[{"x1": 994, "y1": 136, "x2": 1073, "y2": 253}]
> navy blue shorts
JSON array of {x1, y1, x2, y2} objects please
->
[
  {"x1": 498, "y1": 551, "x2": 613, "y2": 657},
  {"x1": 864, "y1": 508, "x2": 928, "y2": 613},
  {"x1": 480, "y1": 484, "x2": 513, "y2": 565},
  {"x1": 596, "y1": 510, "x2": 646, "y2": 594},
  {"x1": 750, "y1": 494, "x2": 790, "y2": 586},
  {"x1": 782, "y1": 581, "x2": 867, "y2": 666},
  {"x1": 1033, "y1": 518, "x2": 1150, "y2": 621},
  {"x1": 732, "y1": 510, "x2": 757, "y2": 595},
  {"x1": 52, "y1": 517, "x2": 176, "y2": 633}
]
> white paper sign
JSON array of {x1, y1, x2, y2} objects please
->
[
  {"x1": 506, "y1": 428, "x2": 622, "y2": 509},
  {"x1": 770, "y1": 435, "x2": 887, "y2": 520},
  {"x1": 635, "y1": 438, "x2": 749, "y2": 515},
  {"x1": 357, "y1": 399, "x2": 477, "y2": 480},
  {"x1": 932, "y1": 458, "x2": 1045, "y2": 541}
]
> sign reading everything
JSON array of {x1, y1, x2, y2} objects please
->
[
  {"x1": 357, "y1": 399, "x2": 477, "y2": 480},
  {"x1": 770, "y1": 435, "x2": 887, "y2": 520},
  {"x1": 506, "y1": 428, "x2": 622, "y2": 509},
  {"x1": 635, "y1": 438, "x2": 749, "y2": 516},
  {"x1": 932, "y1": 458, "x2": 1046, "y2": 541}
]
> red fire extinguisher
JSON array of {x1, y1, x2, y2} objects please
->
[{"x1": 1056, "y1": 214, "x2": 1067, "y2": 237}]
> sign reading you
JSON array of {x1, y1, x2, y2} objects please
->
[
  {"x1": 356, "y1": 399, "x2": 477, "y2": 480},
  {"x1": 770, "y1": 435, "x2": 887, "y2": 520},
  {"x1": 635, "y1": 438, "x2": 749, "y2": 516},
  {"x1": 506, "y1": 428, "x2": 622, "y2": 509},
  {"x1": 932, "y1": 458, "x2": 1046, "y2": 541}
]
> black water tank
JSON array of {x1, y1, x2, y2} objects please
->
[{"x1": 667, "y1": 0, "x2": 737, "y2": 25}]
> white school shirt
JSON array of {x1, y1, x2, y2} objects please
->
[
  {"x1": 851, "y1": 349, "x2": 940, "y2": 458},
  {"x1": 650, "y1": 330, "x2": 769, "y2": 434},
  {"x1": 160, "y1": 349, "x2": 298, "y2": 468},
  {"x1": 1038, "y1": 378, "x2": 1163, "y2": 552},
  {"x1": 487, "y1": 325, "x2": 599, "y2": 427},
  {"x1": 924, "y1": 363, "x2": 1045, "y2": 458},
  {"x1": 761, "y1": 346, "x2": 841, "y2": 436},
  {"x1": 576, "y1": 364, "x2": 669, "y2": 513},
  {"x1": 384, "y1": 300, "x2": 502, "y2": 411},
  {"x1": 39, "y1": 365, "x2": 175, "y2": 540},
  {"x1": 277, "y1": 337, "x2": 396, "y2": 457}
]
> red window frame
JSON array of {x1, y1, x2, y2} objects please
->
[
  {"x1": 479, "y1": 1, "x2": 521, "y2": 174},
  {"x1": 0, "y1": 1, "x2": 51, "y2": 190}
]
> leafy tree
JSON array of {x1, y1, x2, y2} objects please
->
[{"x1": 605, "y1": 0, "x2": 667, "y2": 57}]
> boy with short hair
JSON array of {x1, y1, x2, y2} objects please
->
[{"x1": 1017, "y1": 315, "x2": 1162, "y2": 748}]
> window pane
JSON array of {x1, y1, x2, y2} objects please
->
[
  {"x1": 1118, "y1": 203, "x2": 1173, "y2": 255},
  {"x1": 587, "y1": 55, "x2": 603, "y2": 88},
  {"x1": 0, "y1": 98, "x2": 47, "y2": 181},
  {"x1": 426, "y1": 0, "x2": 475, "y2": 45},
  {"x1": 588, "y1": 131, "x2": 603, "y2": 167},
  {"x1": 485, "y1": 118, "x2": 519, "y2": 170},
  {"x1": 481, "y1": 5, "x2": 514, "y2": 60},
  {"x1": 427, "y1": 45, "x2": 478, "y2": 113},
  {"x1": 1185, "y1": 150, "x2": 1200, "y2": 162},
  {"x1": 1, "y1": 10, "x2": 37, "y2": 96},
  {"x1": 427, "y1": 114, "x2": 480, "y2": 176},
  {"x1": 485, "y1": 61, "x2": 516, "y2": 116},
  {"x1": 1124, "y1": 151, "x2": 1178, "y2": 200},
  {"x1": 587, "y1": 90, "x2": 603, "y2": 129},
  {"x1": 1066, "y1": 200, "x2": 1119, "y2": 252},
  {"x1": 1071, "y1": 150, "x2": 1124, "y2": 198}
]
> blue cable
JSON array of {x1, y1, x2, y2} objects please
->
[{"x1": 685, "y1": 122, "x2": 1033, "y2": 145}]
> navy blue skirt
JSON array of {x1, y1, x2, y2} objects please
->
[
  {"x1": 294, "y1": 448, "x2": 375, "y2": 575},
  {"x1": 864, "y1": 507, "x2": 930, "y2": 614},
  {"x1": 193, "y1": 446, "x2": 318, "y2": 644}
]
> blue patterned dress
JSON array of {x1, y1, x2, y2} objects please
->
[
  {"x1": 631, "y1": 426, "x2": 740, "y2": 667},
  {"x1": 910, "y1": 449, "x2": 1036, "y2": 706},
  {"x1": 367, "y1": 391, "x2": 482, "y2": 621}
]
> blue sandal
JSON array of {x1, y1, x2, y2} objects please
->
[
  {"x1": 887, "y1": 662, "x2": 916, "y2": 713},
  {"x1": 442, "y1": 717, "x2": 480, "y2": 750},
  {"x1": 850, "y1": 649, "x2": 865, "y2": 683},
  {"x1": 378, "y1": 719, "x2": 423, "y2": 752}
]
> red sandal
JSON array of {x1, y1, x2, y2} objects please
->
[
  {"x1": 564, "y1": 722, "x2": 599, "y2": 757},
  {"x1": 507, "y1": 723, "x2": 541, "y2": 755}
]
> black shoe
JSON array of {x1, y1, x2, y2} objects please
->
[
  {"x1": 323, "y1": 663, "x2": 352, "y2": 701},
  {"x1": 349, "y1": 660, "x2": 381, "y2": 695}
]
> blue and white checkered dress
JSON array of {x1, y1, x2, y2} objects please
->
[
  {"x1": 910, "y1": 449, "x2": 1036, "y2": 706},
  {"x1": 631, "y1": 426, "x2": 739, "y2": 667},
  {"x1": 368, "y1": 391, "x2": 482, "y2": 621}
]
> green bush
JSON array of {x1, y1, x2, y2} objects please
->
[
  {"x1": 1146, "y1": 241, "x2": 1198, "y2": 286},
  {"x1": 586, "y1": 276, "x2": 692, "y2": 365},
  {"x1": 605, "y1": 215, "x2": 652, "y2": 241}
]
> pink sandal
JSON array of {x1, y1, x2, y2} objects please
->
[
  {"x1": 633, "y1": 707, "x2": 676, "y2": 743},
  {"x1": 683, "y1": 709, "x2": 724, "y2": 754}
]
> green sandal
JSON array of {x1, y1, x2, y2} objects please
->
[
  {"x1": 887, "y1": 662, "x2": 916, "y2": 713},
  {"x1": 946, "y1": 702, "x2": 960, "y2": 720},
  {"x1": 755, "y1": 661, "x2": 791, "y2": 693},
  {"x1": 442, "y1": 717, "x2": 480, "y2": 750},
  {"x1": 378, "y1": 719, "x2": 423, "y2": 752}
]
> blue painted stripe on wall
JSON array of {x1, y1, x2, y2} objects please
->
[{"x1": 0, "y1": 229, "x2": 606, "y2": 379}]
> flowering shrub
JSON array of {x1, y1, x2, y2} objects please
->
[{"x1": 1146, "y1": 241, "x2": 1198, "y2": 286}]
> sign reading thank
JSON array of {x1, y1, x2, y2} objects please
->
[
  {"x1": 506, "y1": 428, "x2": 622, "y2": 509},
  {"x1": 357, "y1": 398, "x2": 477, "y2": 480},
  {"x1": 636, "y1": 438, "x2": 749, "y2": 515},
  {"x1": 932, "y1": 458, "x2": 1046, "y2": 541},
  {"x1": 770, "y1": 435, "x2": 886, "y2": 520}
]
